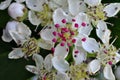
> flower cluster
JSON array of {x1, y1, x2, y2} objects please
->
[{"x1": 1, "y1": 0, "x2": 120, "y2": 80}]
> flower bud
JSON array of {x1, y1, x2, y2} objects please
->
[{"x1": 8, "y1": 2, "x2": 28, "y2": 21}]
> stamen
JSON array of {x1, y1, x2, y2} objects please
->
[
  {"x1": 52, "y1": 38, "x2": 57, "y2": 42},
  {"x1": 81, "y1": 38, "x2": 86, "y2": 42},
  {"x1": 55, "y1": 24, "x2": 60, "y2": 28},
  {"x1": 74, "y1": 23, "x2": 79, "y2": 28},
  {"x1": 74, "y1": 50, "x2": 79, "y2": 54},
  {"x1": 51, "y1": 47, "x2": 55, "y2": 53},
  {"x1": 108, "y1": 61, "x2": 112, "y2": 65},
  {"x1": 52, "y1": 31, "x2": 57, "y2": 36},
  {"x1": 61, "y1": 19, "x2": 66, "y2": 23},
  {"x1": 60, "y1": 42, "x2": 65, "y2": 46},
  {"x1": 72, "y1": 39, "x2": 76, "y2": 43},
  {"x1": 72, "y1": 19, "x2": 76, "y2": 22},
  {"x1": 81, "y1": 22, "x2": 86, "y2": 27}
]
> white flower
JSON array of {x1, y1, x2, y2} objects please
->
[
  {"x1": 0, "y1": 0, "x2": 12, "y2": 10},
  {"x1": 8, "y1": 2, "x2": 28, "y2": 21},
  {"x1": 26, "y1": 54, "x2": 56, "y2": 80},
  {"x1": 2, "y1": 21, "x2": 31, "y2": 44},
  {"x1": 26, "y1": 0, "x2": 68, "y2": 26}
]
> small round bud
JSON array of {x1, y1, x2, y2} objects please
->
[{"x1": 8, "y1": 2, "x2": 28, "y2": 21}]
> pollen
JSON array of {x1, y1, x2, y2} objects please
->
[
  {"x1": 87, "y1": 4, "x2": 107, "y2": 25},
  {"x1": 68, "y1": 63, "x2": 89, "y2": 80},
  {"x1": 37, "y1": 4, "x2": 53, "y2": 26},
  {"x1": 21, "y1": 38, "x2": 40, "y2": 57}
]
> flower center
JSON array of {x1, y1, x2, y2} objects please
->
[
  {"x1": 68, "y1": 63, "x2": 89, "y2": 80},
  {"x1": 87, "y1": 4, "x2": 107, "y2": 24},
  {"x1": 97, "y1": 45, "x2": 117, "y2": 66},
  {"x1": 22, "y1": 38, "x2": 40, "y2": 57},
  {"x1": 37, "y1": 4, "x2": 53, "y2": 26},
  {"x1": 52, "y1": 19, "x2": 78, "y2": 46}
]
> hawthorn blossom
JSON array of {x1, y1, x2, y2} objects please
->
[
  {"x1": 2, "y1": 21, "x2": 40, "y2": 59},
  {"x1": 68, "y1": 0, "x2": 120, "y2": 25},
  {"x1": 25, "y1": 0, "x2": 68, "y2": 26},
  {"x1": 0, "y1": 0, "x2": 12, "y2": 10},
  {"x1": 88, "y1": 21, "x2": 120, "y2": 80},
  {"x1": 8, "y1": 2, "x2": 28, "y2": 21},
  {"x1": 26, "y1": 53, "x2": 69, "y2": 80}
]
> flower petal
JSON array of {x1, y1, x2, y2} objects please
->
[
  {"x1": 9, "y1": 31, "x2": 28, "y2": 45},
  {"x1": 103, "y1": 64, "x2": 115, "y2": 80},
  {"x1": 55, "y1": 71, "x2": 70, "y2": 80},
  {"x1": 73, "y1": 46, "x2": 87, "y2": 65},
  {"x1": 0, "y1": 0, "x2": 12, "y2": 10},
  {"x1": 88, "y1": 59, "x2": 101, "y2": 74},
  {"x1": 32, "y1": 54, "x2": 44, "y2": 70},
  {"x1": 25, "y1": 65, "x2": 39, "y2": 74},
  {"x1": 115, "y1": 66, "x2": 120, "y2": 80},
  {"x1": 82, "y1": 37, "x2": 99, "y2": 53},
  {"x1": 37, "y1": 39, "x2": 54, "y2": 50},
  {"x1": 26, "y1": 0, "x2": 45, "y2": 12},
  {"x1": 73, "y1": 12, "x2": 93, "y2": 35},
  {"x1": 48, "y1": 0, "x2": 68, "y2": 11},
  {"x1": 15, "y1": 0, "x2": 25, "y2": 3},
  {"x1": 84, "y1": 0, "x2": 101, "y2": 7},
  {"x1": 28, "y1": 10, "x2": 41, "y2": 26},
  {"x1": 40, "y1": 26, "x2": 56, "y2": 42},
  {"x1": 2, "y1": 29, "x2": 12, "y2": 42},
  {"x1": 44, "y1": 54, "x2": 53, "y2": 71},
  {"x1": 103, "y1": 3, "x2": 120, "y2": 17},
  {"x1": 68, "y1": 0, "x2": 86, "y2": 16},
  {"x1": 96, "y1": 20, "x2": 111, "y2": 45},
  {"x1": 54, "y1": 43, "x2": 69, "y2": 58},
  {"x1": 53, "y1": 8, "x2": 68, "y2": 26},
  {"x1": 8, "y1": 48, "x2": 24, "y2": 59},
  {"x1": 17, "y1": 22, "x2": 31, "y2": 38},
  {"x1": 52, "y1": 56, "x2": 69, "y2": 73}
]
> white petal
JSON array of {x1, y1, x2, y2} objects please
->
[
  {"x1": 68, "y1": 0, "x2": 86, "y2": 16},
  {"x1": 37, "y1": 39, "x2": 54, "y2": 50},
  {"x1": 28, "y1": 10, "x2": 41, "y2": 26},
  {"x1": 44, "y1": 54, "x2": 53, "y2": 71},
  {"x1": 96, "y1": 20, "x2": 107, "y2": 40},
  {"x1": 54, "y1": 43, "x2": 69, "y2": 58},
  {"x1": 53, "y1": 8, "x2": 68, "y2": 26},
  {"x1": 8, "y1": 48, "x2": 24, "y2": 59},
  {"x1": 48, "y1": 0, "x2": 68, "y2": 10},
  {"x1": 115, "y1": 51, "x2": 120, "y2": 63},
  {"x1": 73, "y1": 12, "x2": 93, "y2": 35},
  {"x1": 40, "y1": 26, "x2": 56, "y2": 42},
  {"x1": 28, "y1": 75, "x2": 39, "y2": 80},
  {"x1": 2, "y1": 29, "x2": 12, "y2": 42},
  {"x1": 0, "y1": 0, "x2": 12, "y2": 10},
  {"x1": 17, "y1": 22, "x2": 31, "y2": 38},
  {"x1": 102, "y1": 29, "x2": 111, "y2": 46},
  {"x1": 115, "y1": 66, "x2": 120, "y2": 80},
  {"x1": 52, "y1": 56, "x2": 69, "y2": 73},
  {"x1": 25, "y1": 65, "x2": 39, "y2": 74},
  {"x1": 8, "y1": 2, "x2": 25, "y2": 20},
  {"x1": 73, "y1": 46, "x2": 87, "y2": 65},
  {"x1": 96, "y1": 20, "x2": 111, "y2": 45},
  {"x1": 82, "y1": 37, "x2": 99, "y2": 53},
  {"x1": 103, "y1": 64, "x2": 115, "y2": 80},
  {"x1": 84, "y1": 0, "x2": 101, "y2": 7},
  {"x1": 55, "y1": 71, "x2": 70, "y2": 80},
  {"x1": 103, "y1": 3, "x2": 120, "y2": 17},
  {"x1": 26, "y1": 0, "x2": 45, "y2": 12},
  {"x1": 88, "y1": 59, "x2": 100, "y2": 74},
  {"x1": 9, "y1": 31, "x2": 27, "y2": 44},
  {"x1": 15, "y1": 0, "x2": 25, "y2": 3},
  {"x1": 32, "y1": 54, "x2": 44, "y2": 70}
]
